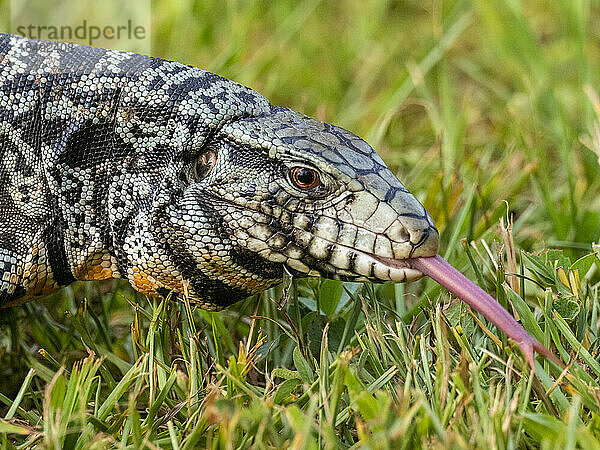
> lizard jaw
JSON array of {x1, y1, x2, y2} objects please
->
[
  {"x1": 289, "y1": 238, "x2": 426, "y2": 282},
  {"x1": 344, "y1": 249, "x2": 424, "y2": 282}
]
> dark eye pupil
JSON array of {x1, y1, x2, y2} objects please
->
[{"x1": 297, "y1": 169, "x2": 314, "y2": 184}]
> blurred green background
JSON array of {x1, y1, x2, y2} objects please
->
[{"x1": 1, "y1": 0, "x2": 600, "y2": 447}]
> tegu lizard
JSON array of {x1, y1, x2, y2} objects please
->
[{"x1": 0, "y1": 34, "x2": 557, "y2": 366}]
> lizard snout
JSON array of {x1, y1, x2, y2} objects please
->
[
  {"x1": 384, "y1": 217, "x2": 439, "y2": 259},
  {"x1": 297, "y1": 186, "x2": 439, "y2": 283}
]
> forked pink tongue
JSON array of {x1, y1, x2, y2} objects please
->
[{"x1": 408, "y1": 255, "x2": 560, "y2": 368}]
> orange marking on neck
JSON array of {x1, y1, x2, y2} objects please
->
[
  {"x1": 131, "y1": 267, "x2": 159, "y2": 296},
  {"x1": 74, "y1": 264, "x2": 115, "y2": 281},
  {"x1": 73, "y1": 254, "x2": 117, "y2": 281}
]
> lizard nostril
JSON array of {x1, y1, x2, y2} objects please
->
[
  {"x1": 408, "y1": 227, "x2": 439, "y2": 258},
  {"x1": 386, "y1": 220, "x2": 410, "y2": 242}
]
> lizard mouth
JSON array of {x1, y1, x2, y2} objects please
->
[
  {"x1": 358, "y1": 251, "x2": 424, "y2": 282},
  {"x1": 299, "y1": 239, "x2": 426, "y2": 282}
]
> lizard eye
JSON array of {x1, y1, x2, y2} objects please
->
[
  {"x1": 289, "y1": 167, "x2": 320, "y2": 190},
  {"x1": 193, "y1": 148, "x2": 217, "y2": 182}
]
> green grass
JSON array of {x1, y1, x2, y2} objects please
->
[{"x1": 2, "y1": 0, "x2": 600, "y2": 447}]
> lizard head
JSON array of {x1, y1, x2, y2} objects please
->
[
  {"x1": 161, "y1": 106, "x2": 438, "y2": 309},
  {"x1": 144, "y1": 105, "x2": 559, "y2": 369}
]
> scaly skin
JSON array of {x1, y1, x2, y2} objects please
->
[{"x1": 0, "y1": 34, "x2": 438, "y2": 310}]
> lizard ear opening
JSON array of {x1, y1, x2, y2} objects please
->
[{"x1": 192, "y1": 148, "x2": 217, "y2": 182}]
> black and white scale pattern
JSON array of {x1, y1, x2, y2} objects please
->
[{"x1": 0, "y1": 34, "x2": 438, "y2": 311}]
